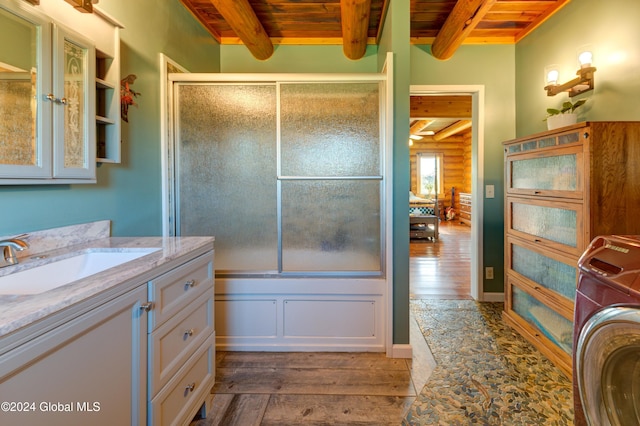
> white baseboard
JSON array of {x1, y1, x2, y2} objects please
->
[
  {"x1": 481, "y1": 292, "x2": 505, "y2": 302},
  {"x1": 391, "y1": 344, "x2": 413, "y2": 359}
]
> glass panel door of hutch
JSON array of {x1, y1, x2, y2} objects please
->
[
  {"x1": 507, "y1": 197, "x2": 585, "y2": 256},
  {"x1": 506, "y1": 145, "x2": 584, "y2": 199}
]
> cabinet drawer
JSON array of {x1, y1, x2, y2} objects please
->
[
  {"x1": 505, "y1": 143, "x2": 584, "y2": 199},
  {"x1": 506, "y1": 237, "x2": 577, "y2": 313},
  {"x1": 149, "y1": 291, "x2": 214, "y2": 397},
  {"x1": 150, "y1": 335, "x2": 215, "y2": 426},
  {"x1": 459, "y1": 203, "x2": 471, "y2": 213},
  {"x1": 506, "y1": 280, "x2": 573, "y2": 356},
  {"x1": 506, "y1": 197, "x2": 585, "y2": 256},
  {"x1": 149, "y1": 252, "x2": 213, "y2": 330}
]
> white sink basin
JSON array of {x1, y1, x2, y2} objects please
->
[{"x1": 0, "y1": 248, "x2": 160, "y2": 295}]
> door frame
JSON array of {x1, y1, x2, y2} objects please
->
[{"x1": 409, "y1": 85, "x2": 485, "y2": 300}]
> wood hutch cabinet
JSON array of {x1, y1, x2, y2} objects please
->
[{"x1": 502, "y1": 121, "x2": 640, "y2": 376}]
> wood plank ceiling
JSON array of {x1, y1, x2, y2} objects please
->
[
  {"x1": 180, "y1": 0, "x2": 571, "y2": 60},
  {"x1": 179, "y1": 0, "x2": 570, "y2": 140}
]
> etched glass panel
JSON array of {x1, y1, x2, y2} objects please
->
[
  {"x1": 281, "y1": 180, "x2": 381, "y2": 272},
  {"x1": 558, "y1": 131, "x2": 580, "y2": 145},
  {"x1": 0, "y1": 8, "x2": 38, "y2": 166},
  {"x1": 538, "y1": 137, "x2": 556, "y2": 148},
  {"x1": 63, "y1": 39, "x2": 86, "y2": 168},
  {"x1": 512, "y1": 286, "x2": 573, "y2": 354},
  {"x1": 511, "y1": 154, "x2": 577, "y2": 191},
  {"x1": 511, "y1": 202, "x2": 577, "y2": 246},
  {"x1": 511, "y1": 243, "x2": 577, "y2": 300},
  {"x1": 280, "y1": 83, "x2": 380, "y2": 177},
  {"x1": 177, "y1": 84, "x2": 278, "y2": 271}
]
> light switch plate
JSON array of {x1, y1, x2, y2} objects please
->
[{"x1": 486, "y1": 185, "x2": 495, "y2": 198}]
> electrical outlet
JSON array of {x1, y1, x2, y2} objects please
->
[{"x1": 485, "y1": 267, "x2": 494, "y2": 280}]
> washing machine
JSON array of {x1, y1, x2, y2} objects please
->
[{"x1": 574, "y1": 235, "x2": 640, "y2": 426}]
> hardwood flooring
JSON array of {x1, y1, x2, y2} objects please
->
[
  {"x1": 410, "y1": 220, "x2": 471, "y2": 299},
  {"x1": 191, "y1": 219, "x2": 470, "y2": 425}
]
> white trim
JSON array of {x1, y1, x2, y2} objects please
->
[
  {"x1": 168, "y1": 72, "x2": 385, "y2": 83},
  {"x1": 409, "y1": 85, "x2": 486, "y2": 301},
  {"x1": 159, "y1": 54, "x2": 189, "y2": 237},
  {"x1": 383, "y1": 52, "x2": 396, "y2": 358},
  {"x1": 391, "y1": 344, "x2": 413, "y2": 359}
]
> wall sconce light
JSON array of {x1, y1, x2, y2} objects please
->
[{"x1": 544, "y1": 50, "x2": 596, "y2": 97}]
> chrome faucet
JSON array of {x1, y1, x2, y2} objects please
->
[{"x1": 0, "y1": 235, "x2": 29, "y2": 268}]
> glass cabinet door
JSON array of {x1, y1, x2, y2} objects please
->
[
  {"x1": 506, "y1": 145, "x2": 584, "y2": 199},
  {"x1": 0, "y1": 3, "x2": 52, "y2": 179},
  {"x1": 52, "y1": 25, "x2": 95, "y2": 179},
  {"x1": 507, "y1": 197, "x2": 585, "y2": 256},
  {"x1": 506, "y1": 236, "x2": 577, "y2": 311}
]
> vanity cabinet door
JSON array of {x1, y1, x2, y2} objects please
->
[
  {"x1": 0, "y1": 285, "x2": 148, "y2": 426},
  {"x1": 51, "y1": 24, "x2": 95, "y2": 179},
  {"x1": 0, "y1": 2, "x2": 53, "y2": 179}
]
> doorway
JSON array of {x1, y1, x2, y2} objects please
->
[{"x1": 409, "y1": 86, "x2": 485, "y2": 301}]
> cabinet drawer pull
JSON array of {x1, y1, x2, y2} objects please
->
[
  {"x1": 184, "y1": 279, "x2": 196, "y2": 289},
  {"x1": 140, "y1": 302, "x2": 154, "y2": 312},
  {"x1": 534, "y1": 239, "x2": 542, "y2": 243},
  {"x1": 534, "y1": 191, "x2": 541, "y2": 194},
  {"x1": 185, "y1": 382, "x2": 196, "y2": 393},
  {"x1": 184, "y1": 329, "x2": 194, "y2": 338}
]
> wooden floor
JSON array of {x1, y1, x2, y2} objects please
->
[
  {"x1": 192, "y1": 220, "x2": 469, "y2": 425},
  {"x1": 410, "y1": 220, "x2": 471, "y2": 299}
]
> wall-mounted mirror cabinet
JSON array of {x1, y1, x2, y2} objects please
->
[{"x1": 0, "y1": 0, "x2": 121, "y2": 184}]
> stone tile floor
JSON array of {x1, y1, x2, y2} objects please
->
[{"x1": 406, "y1": 299, "x2": 573, "y2": 425}]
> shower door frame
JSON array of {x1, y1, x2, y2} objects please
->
[{"x1": 165, "y1": 71, "x2": 394, "y2": 353}]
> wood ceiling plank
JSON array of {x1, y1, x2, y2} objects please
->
[
  {"x1": 410, "y1": 96, "x2": 472, "y2": 119},
  {"x1": 431, "y1": 0, "x2": 498, "y2": 60}
]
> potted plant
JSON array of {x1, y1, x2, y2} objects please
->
[{"x1": 545, "y1": 99, "x2": 586, "y2": 130}]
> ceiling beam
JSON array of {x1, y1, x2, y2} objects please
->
[
  {"x1": 410, "y1": 119, "x2": 434, "y2": 135},
  {"x1": 340, "y1": 0, "x2": 372, "y2": 60},
  {"x1": 434, "y1": 120, "x2": 472, "y2": 141},
  {"x1": 431, "y1": 0, "x2": 497, "y2": 60},
  {"x1": 209, "y1": 0, "x2": 274, "y2": 60}
]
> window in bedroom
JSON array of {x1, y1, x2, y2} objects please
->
[{"x1": 417, "y1": 152, "x2": 443, "y2": 198}]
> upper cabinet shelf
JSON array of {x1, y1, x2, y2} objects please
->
[{"x1": 0, "y1": 0, "x2": 122, "y2": 184}]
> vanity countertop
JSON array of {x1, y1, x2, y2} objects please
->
[{"x1": 0, "y1": 235, "x2": 214, "y2": 339}]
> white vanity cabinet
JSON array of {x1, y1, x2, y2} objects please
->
[
  {"x1": 147, "y1": 252, "x2": 216, "y2": 425},
  {"x1": 0, "y1": 0, "x2": 122, "y2": 184},
  {"x1": 0, "y1": 247, "x2": 215, "y2": 426},
  {"x1": 0, "y1": 284, "x2": 148, "y2": 426}
]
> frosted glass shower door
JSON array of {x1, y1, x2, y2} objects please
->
[
  {"x1": 279, "y1": 83, "x2": 382, "y2": 273},
  {"x1": 175, "y1": 84, "x2": 278, "y2": 272},
  {"x1": 174, "y1": 80, "x2": 384, "y2": 276}
]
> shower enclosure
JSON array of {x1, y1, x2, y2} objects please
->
[{"x1": 169, "y1": 73, "x2": 391, "y2": 352}]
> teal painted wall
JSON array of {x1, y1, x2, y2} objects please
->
[
  {"x1": 221, "y1": 44, "x2": 377, "y2": 72},
  {"x1": 0, "y1": 0, "x2": 220, "y2": 237},
  {"x1": 410, "y1": 44, "x2": 516, "y2": 293},
  {"x1": 377, "y1": 0, "x2": 411, "y2": 345},
  {"x1": 516, "y1": 0, "x2": 640, "y2": 136}
]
